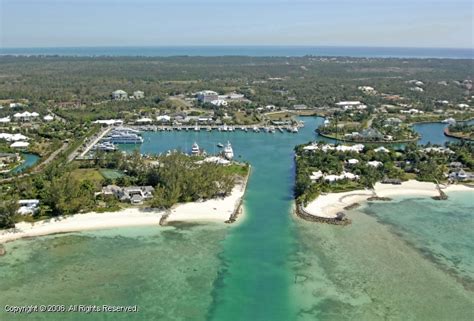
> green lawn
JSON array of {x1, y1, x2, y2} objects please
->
[
  {"x1": 70, "y1": 168, "x2": 104, "y2": 189},
  {"x1": 222, "y1": 164, "x2": 250, "y2": 177}
]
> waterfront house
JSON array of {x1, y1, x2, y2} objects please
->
[
  {"x1": 384, "y1": 117, "x2": 402, "y2": 126},
  {"x1": 156, "y1": 115, "x2": 171, "y2": 123},
  {"x1": 102, "y1": 185, "x2": 155, "y2": 204},
  {"x1": 449, "y1": 169, "x2": 469, "y2": 181},
  {"x1": 0, "y1": 152, "x2": 19, "y2": 163},
  {"x1": 361, "y1": 128, "x2": 384, "y2": 141},
  {"x1": 135, "y1": 117, "x2": 153, "y2": 124},
  {"x1": 293, "y1": 104, "x2": 308, "y2": 110},
  {"x1": 449, "y1": 162, "x2": 463, "y2": 168},
  {"x1": 10, "y1": 141, "x2": 30, "y2": 149},
  {"x1": 18, "y1": 199, "x2": 40, "y2": 215},
  {"x1": 93, "y1": 119, "x2": 124, "y2": 126}
]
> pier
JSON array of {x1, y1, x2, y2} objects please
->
[{"x1": 129, "y1": 124, "x2": 303, "y2": 133}]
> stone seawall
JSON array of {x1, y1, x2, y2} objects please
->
[{"x1": 294, "y1": 203, "x2": 351, "y2": 226}]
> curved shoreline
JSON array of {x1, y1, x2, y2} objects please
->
[
  {"x1": 444, "y1": 128, "x2": 473, "y2": 141},
  {"x1": 315, "y1": 129, "x2": 418, "y2": 144},
  {"x1": 0, "y1": 180, "x2": 249, "y2": 245},
  {"x1": 300, "y1": 180, "x2": 473, "y2": 222}
]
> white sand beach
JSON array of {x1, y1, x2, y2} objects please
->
[
  {"x1": 166, "y1": 184, "x2": 245, "y2": 223},
  {"x1": 0, "y1": 183, "x2": 247, "y2": 244},
  {"x1": 303, "y1": 180, "x2": 473, "y2": 219}
]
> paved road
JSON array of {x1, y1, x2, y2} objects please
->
[{"x1": 78, "y1": 126, "x2": 112, "y2": 158}]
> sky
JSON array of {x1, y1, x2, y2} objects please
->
[{"x1": 1, "y1": 0, "x2": 473, "y2": 48}]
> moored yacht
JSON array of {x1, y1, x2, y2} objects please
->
[
  {"x1": 191, "y1": 142, "x2": 200, "y2": 156},
  {"x1": 223, "y1": 141, "x2": 234, "y2": 160}
]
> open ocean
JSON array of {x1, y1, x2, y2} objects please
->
[{"x1": 0, "y1": 46, "x2": 473, "y2": 59}]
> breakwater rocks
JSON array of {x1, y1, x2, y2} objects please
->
[
  {"x1": 225, "y1": 166, "x2": 251, "y2": 224},
  {"x1": 367, "y1": 196, "x2": 392, "y2": 201},
  {"x1": 295, "y1": 204, "x2": 351, "y2": 226},
  {"x1": 343, "y1": 203, "x2": 360, "y2": 210},
  {"x1": 225, "y1": 202, "x2": 242, "y2": 224}
]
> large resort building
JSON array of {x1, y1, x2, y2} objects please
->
[{"x1": 197, "y1": 90, "x2": 219, "y2": 103}]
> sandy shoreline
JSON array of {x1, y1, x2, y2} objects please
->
[
  {"x1": 303, "y1": 180, "x2": 473, "y2": 219},
  {"x1": 0, "y1": 183, "x2": 247, "y2": 245}
]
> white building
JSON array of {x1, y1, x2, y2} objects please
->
[
  {"x1": 0, "y1": 133, "x2": 29, "y2": 141},
  {"x1": 367, "y1": 161, "x2": 383, "y2": 167},
  {"x1": 43, "y1": 115, "x2": 55, "y2": 122},
  {"x1": 133, "y1": 91, "x2": 145, "y2": 99},
  {"x1": 335, "y1": 101, "x2": 367, "y2": 110},
  {"x1": 358, "y1": 86, "x2": 376, "y2": 94},
  {"x1": 0, "y1": 116, "x2": 11, "y2": 124},
  {"x1": 10, "y1": 141, "x2": 30, "y2": 149},
  {"x1": 112, "y1": 90, "x2": 128, "y2": 100},
  {"x1": 93, "y1": 119, "x2": 124, "y2": 126},
  {"x1": 9, "y1": 103, "x2": 25, "y2": 108},
  {"x1": 18, "y1": 199, "x2": 40, "y2": 215},
  {"x1": 374, "y1": 146, "x2": 389, "y2": 153},
  {"x1": 156, "y1": 115, "x2": 171, "y2": 122},
  {"x1": 13, "y1": 112, "x2": 39, "y2": 122},
  {"x1": 135, "y1": 117, "x2": 153, "y2": 124},
  {"x1": 197, "y1": 90, "x2": 219, "y2": 103}
]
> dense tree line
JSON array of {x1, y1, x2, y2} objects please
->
[{"x1": 294, "y1": 142, "x2": 473, "y2": 205}]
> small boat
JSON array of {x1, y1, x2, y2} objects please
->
[
  {"x1": 207, "y1": 127, "x2": 212, "y2": 132},
  {"x1": 191, "y1": 142, "x2": 200, "y2": 156},
  {"x1": 253, "y1": 126, "x2": 260, "y2": 133},
  {"x1": 194, "y1": 126, "x2": 200, "y2": 131},
  {"x1": 217, "y1": 143, "x2": 224, "y2": 148},
  {"x1": 292, "y1": 126, "x2": 299, "y2": 133},
  {"x1": 224, "y1": 141, "x2": 234, "y2": 160}
]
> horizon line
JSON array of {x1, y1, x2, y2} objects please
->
[{"x1": 1, "y1": 45, "x2": 473, "y2": 50}]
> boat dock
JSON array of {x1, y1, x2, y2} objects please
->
[{"x1": 130, "y1": 124, "x2": 303, "y2": 133}]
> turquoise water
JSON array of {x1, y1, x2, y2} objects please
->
[
  {"x1": 1, "y1": 118, "x2": 473, "y2": 320},
  {"x1": 2, "y1": 46, "x2": 473, "y2": 59},
  {"x1": 413, "y1": 119, "x2": 474, "y2": 145},
  {"x1": 10, "y1": 153, "x2": 40, "y2": 174},
  {"x1": 292, "y1": 193, "x2": 474, "y2": 321}
]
